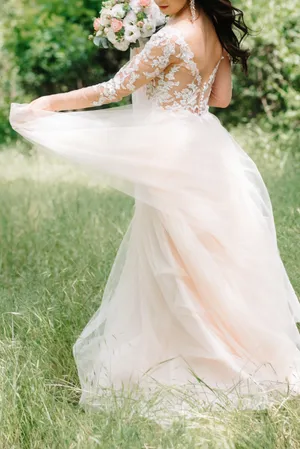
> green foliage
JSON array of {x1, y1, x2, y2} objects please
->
[
  {"x1": 217, "y1": 0, "x2": 300, "y2": 134},
  {"x1": 3, "y1": 0, "x2": 102, "y2": 95},
  {"x1": 0, "y1": 0, "x2": 127, "y2": 144}
]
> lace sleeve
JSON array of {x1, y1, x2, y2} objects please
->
[{"x1": 49, "y1": 28, "x2": 180, "y2": 111}]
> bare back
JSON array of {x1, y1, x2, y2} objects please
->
[{"x1": 167, "y1": 13, "x2": 232, "y2": 108}]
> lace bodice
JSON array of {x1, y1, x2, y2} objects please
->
[
  {"x1": 50, "y1": 26, "x2": 225, "y2": 115},
  {"x1": 93, "y1": 26, "x2": 224, "y2": 116}
]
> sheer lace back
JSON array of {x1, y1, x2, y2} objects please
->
[{"x1": 145, "y1": 26, "x2": 224, "y2": 116}]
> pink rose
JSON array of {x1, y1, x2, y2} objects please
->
[
  {"x1": 137, "y1": 20, "x2": 144, "y2": 27},
  {"x1": 111, "y1": 18, "x2": 123, "y2": 32},
  {"x1": 93, "y1": 18, "x2": 101, "y2": 31},
  {"x1": 139, "y1": 0, "x2": 151, "y2": 6}
]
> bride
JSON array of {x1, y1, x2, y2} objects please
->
[{"x1": 9, "y1": 0, "x2": 300, "y2": 416}]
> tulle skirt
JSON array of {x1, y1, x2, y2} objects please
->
[{"x1": 9, "y1": 100, "x2": 300, "y2": 420}]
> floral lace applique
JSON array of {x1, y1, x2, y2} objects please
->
[
  {"x1": 145, "y1": 27, "x2": 224, "y2": 115},
  {"x1": 92, "y1": 28, "x2": 181, "y2": 107},
  {"x1": 92, "y1": 26, "x2": 224, "y2": 116}
]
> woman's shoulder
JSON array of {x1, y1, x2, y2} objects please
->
[
  {"x1": 152, "y1": 23, "x2": 205, "y2": 55},
  {"x1": 154, "y1": 23, "x2": 191, "y2": 40},
  {"x1": 162, "y1": 21, "x2": 224, "y2": 65},
  {"x1": 149, "y1": 24, "x2": 190, "y2": 46},
  {"x1": 144, "y1": 24, "x2": 187, "y2": 55}
]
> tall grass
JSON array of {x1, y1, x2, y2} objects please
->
[{"x1": 0, "y1": 126, "x2": 299, "y2": 448}]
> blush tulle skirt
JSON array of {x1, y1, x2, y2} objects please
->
[{"x1": 9, "y1": 98, "x2": 300, "y2": 420}]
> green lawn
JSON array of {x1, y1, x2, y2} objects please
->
[{"x1": 0, "y1": 126, "x2": 300, "y2": 448}]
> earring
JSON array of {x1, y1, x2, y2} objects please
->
[{"x1": 189, "y1": 0, "x2": 197, "y2": 22}]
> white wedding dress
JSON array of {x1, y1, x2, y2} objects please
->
[{"x1": 9, "y1": 25, "x2": 300, "y2": 418}]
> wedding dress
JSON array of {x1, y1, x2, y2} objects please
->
[{"x1": 9, "y1": 24, "x2": 300, "y2": 418}]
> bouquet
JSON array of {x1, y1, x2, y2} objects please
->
[{"x1": 90, "y1": 0, "x2": 168, "y2": 51}]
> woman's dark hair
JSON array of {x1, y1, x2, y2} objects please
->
[{"x1": 195, "y1": 0, "x2": 251, "y2": 74}]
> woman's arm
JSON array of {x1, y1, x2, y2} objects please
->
[
  {"x1": 29, "y1": 29, "x2": 181, "y2": 112},
  {"x1": 208, "y1": 51, "x2": 232, "y2": 108}
]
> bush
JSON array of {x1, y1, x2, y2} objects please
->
[
  {"x1": 0, "y1": 0, "x2": 128, "y2": 144},
  {"x1": 217, "y1": 0, "x2": 300, "y2": 135}
]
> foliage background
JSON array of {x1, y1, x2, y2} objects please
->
[{"x1": 0, "y1": 0, "x2": 299, "y2": 145}]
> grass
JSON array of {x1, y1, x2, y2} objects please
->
[{"x1": 0, "y1": 125, "x2": 300, "y2": 448}]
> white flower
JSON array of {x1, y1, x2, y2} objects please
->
[
  {"x1": 157, "y1": 11, "x2": 167, "y2": 26},
  {"x1": 111, "y1": 4, "x2": 126, "y2": 19},
  {"x1": 94, "y1": 0, "x2": 167, "y2": 51},
  {"x1": 124, "y1": 24, "x2": 141, "y2": 42},
  {"x1": 103, "y1": 0, "x2": 114, "y2": 8},
  {"x1": 150, "y1": 3, "x2": 166, "y2": 26},
  {"x1": 123, "y1": 10, "x2": 137, "y2": 26},
  {"x1": 140, "y1": 18, "x2": 156, "y2": 37},
  {"x1": 114, "y1": 39, "x2": 131, "y2": 51},
  {"x1": 106, "y1": 28, "x2": 118, "y2": 44},
  {"x1": 100, "y1": 8, "x2": 112, "y2": 27},
  {"x1": 101, "y1": 7, "x2": 112, "y2": 15},
  {"x1": 129, "y1": 0, "x2": 142, "y2": 14}
]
